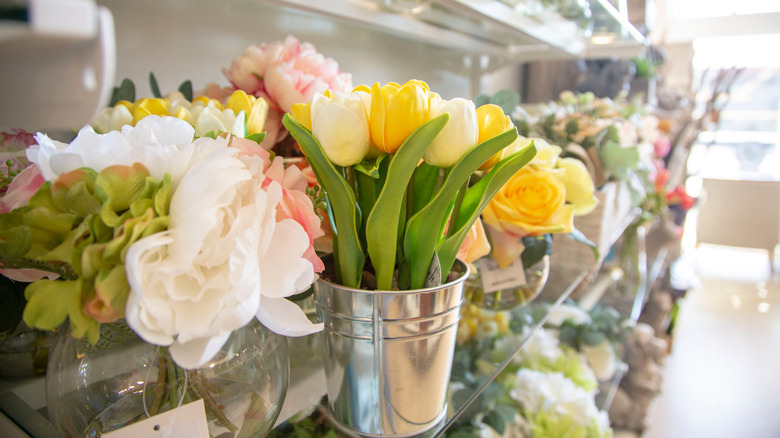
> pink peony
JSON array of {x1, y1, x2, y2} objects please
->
[
  {"x1": 223, "y1": 36, "x2": 353, "y2": 114},
  {"x1": 230, "y1": 137, "x2": 325, "y2": 272}
]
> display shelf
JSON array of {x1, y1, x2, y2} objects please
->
[
  {"x1": 435, "y1": 270, "x2": 590, "y2": 436},
  {"x1": 260, "y1": 0, "x2": 647, "y2": 65}
]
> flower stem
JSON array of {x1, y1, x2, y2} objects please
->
[
  {"x1": 447, "y1": 176, "x2": 470, "y2": 238},
  {"x1": 150, "y1": 354, "x2": 167, "y2": 415},
  {"x1": 189, "y1": 371, "x2": 239, "y2": 432}
]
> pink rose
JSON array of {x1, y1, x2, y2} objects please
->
[
  {"x1": 0, "y1": 164, "x2": 44, "y2": 213},
  {"x1": 457, "y1": 218, "x2": 491, "y2": 267}
]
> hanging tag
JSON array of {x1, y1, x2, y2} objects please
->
[
  {"x1": 103, "y1": 399, "x2": 209, "y2": 438},
  {"x1": 477, "y1": 257, "x2": 527, "y2": 293}
]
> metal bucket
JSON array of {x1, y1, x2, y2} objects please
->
[{"x1": 314, "y1": 260, "x2": 469, "y2": 437}]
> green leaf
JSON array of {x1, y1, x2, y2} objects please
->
[
  {"x1": 520, "y1": 234, "x2": 552, "y2": 269},
  {"x1": 366, "y1": 114, "x2": 448, "y2": 290},
  {"x1": 483, "y1": 410, "x2": 506, "y2": 435},
  {"x1": 0, "y1": 212, "x2": 32, "y2": 260},
  {"x1": 246, "y1": 132, "x2": 266, "y2": 144},
  {"x1": 149, "y1": 72, "x2": 162, "y2": 98},
  {"x1": 565, "y1": 226, "x2": 599, "y2": 261},
  {"x1": 410, "y1": 161, "x2": 439, "y2": 215},
  {"x1": 353, "y1": 154, "x2": 388, "y2": 179},
  {"x1": 283, "y1": 114, "x2": 365, "y2": 288},
  {"x1": 474, "y1": 93, "x2": 490, "y2": 108},
  {"x1": 489, "y1": 89, "x2": 520, "y2": 115},
  {"x1": 601, "y1": 140, "x2": 640, "y2": 180},
  {"x1": 178, "y1": 80, "x2": 193, "y2": 101},
  {"x1": 404, "y1": 128, "x2": 520, "y2": 289},
  {"x1": 582, "y1": 330, "x2": 607, "y2": 346},
  {"x1": 202, "y1": 130, "x2": 220, "y2": 139},
  {"x1": 109, "y1": 78, "x2": 135, "y2": 107}
]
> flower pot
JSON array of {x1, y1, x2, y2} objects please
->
[
  {"x1": 45, "y1": 319, "x2": 288, "y2": 437},
  {"x1": 466, "y1": 255, "x2": 550, "y2": 310},
  {"x1": 313, "y1": 259, "x2": 469, "y2": 437}
]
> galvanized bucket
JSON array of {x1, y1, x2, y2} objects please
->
[{"x1": 314, "y1": 260, "x2": 469, "y2": 437}]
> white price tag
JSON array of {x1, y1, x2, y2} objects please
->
[
  {"x1": 103, "y1": 399, "x2": 209, "y2": 438},
  {"x1": 477, "y1": 257, "x2": 527, "y2": 293}
]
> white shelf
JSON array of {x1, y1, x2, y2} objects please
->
[{"x1": 261, "y1": 0, "x2": 647, "y2": 64}]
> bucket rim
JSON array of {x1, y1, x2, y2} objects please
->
[{"x1": 315, "y1": 258, "x2": 470, "y2": 296}]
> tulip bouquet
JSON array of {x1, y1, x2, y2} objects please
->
[
  {"x1": 0, "y1": 115, "x2": 324, "y2": 369},
  {"x1": 282, "y1": 79, "x2": 538, "y2": 291}
]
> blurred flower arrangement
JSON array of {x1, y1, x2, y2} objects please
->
[
  {"x1": 284, "y1": 79, "x2": 538, "y2": 290},
  {"x1": 0, "y1": 115, "x2": 324, "y2": 368},
  {"x1": 448, "y1": 301, "x2": 615, "y2": 437}
]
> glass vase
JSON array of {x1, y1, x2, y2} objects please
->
[
  {"x1": 46, "y1": 319, "x2": 288, "y2": 438},
  {"x1": 466, "y1": 255, "x2": 550, "y2": 310}
]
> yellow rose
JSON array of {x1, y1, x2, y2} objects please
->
[
  {"x1": 482, "y1": 166, "x2": 575, "y2": 268},
  {"x1": 558, "y1": 157, "x2": 598, "y2": 215}
]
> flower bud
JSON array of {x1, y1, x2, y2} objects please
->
[{"x1": 424, "y1": 97, "x2": 478, "y2": 167}]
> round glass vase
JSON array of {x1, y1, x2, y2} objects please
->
[
  {"x1": 46, "y1": 318, "x2": 288, "y2": 438},
  {"x1": 466, "y1": 255, "x2": 551, "y2": 310}
]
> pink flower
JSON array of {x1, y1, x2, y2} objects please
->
[
  {"x1": 654, "y1": 136, "x2": 671, "y2": 159},
  {"x1": 195, "y1": 82, "x2": 236, "y2": 102},
  {"x1": 0, "y1": 164, "x2": 44, "y2": 213},
  {"x1": 457, "y1": 218, "x2": 491, "y2": 268},
  {"x1": 223, "y1": 36, "x2": 352, "y2": 114},
  {"x1": 231, "y1": 137, "x2": 325, "y2": 272}
]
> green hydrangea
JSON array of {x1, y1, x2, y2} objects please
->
[{"x1": 0, "y1": 163, "x2": 172, "y2": 343}]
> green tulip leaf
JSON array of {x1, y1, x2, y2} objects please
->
[
  {"x1": 283, "y1": 113, "x2": 365, "y2": 288},
  {"x1": 353, "y1": 154, "x2": 388, "y2": 179},
  {"x1": 366, "y1": 114, "x2": 448, "y2": 290},
  {"x1": 404, "y1": 127, "x2": 520, "y2": 289},
  {"x1": 411, "y1": 161, "x2": 440, "y2": 215},
  {"x1": 246, "y1": 132, "x2": 266, "y2": 145},
  {"x1": 109, "y1": 78, "x2": 135, "y2": 107},
  {"x1": 437, "y1": 141, "x2": 537, "y2": 277}
]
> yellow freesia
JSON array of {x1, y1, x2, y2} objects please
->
[{"x1": 369, "y1": 80, "x2": 431, "y2": 153}]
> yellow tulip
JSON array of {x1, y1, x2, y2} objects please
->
[
  {"x1": 424, "y1": 97, "x2": 478, "y2": 167},
  {"x1": 246, "y1": 97, "x2": 269, "y2": 135},
  {"x1": 310, "y1": 91, "x2": 371, "y2": 167},
  {"x1": 225, "y1": 90, "x2": 253, "y2": 115},
  {"x1": 369, "y1": 80, "x2": 431, "y2": 153},
  {"x1": 132, "y1": 98, "x2": 169, "y2": 125},
  {"x1": 475, "y1": 104, "x2": 514, "y2": 170},
  {"x1": 290, "y1": 89, "x2": 333, "y2": 132}
]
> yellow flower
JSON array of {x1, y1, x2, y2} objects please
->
[
  {"x1": 475, "y1": 104, "x2": 515, "y2": 170},
  {"x1": 290, "y1": 89, "x2": 333, "y2": 131},
  {"x1": 132, "y1": 98, "x2": 169, "y2": 125},
  {"x1": 369, "y1": 80, "x2": 431, "y2": 153},
  {"x1": 482, "y1": 166, "x2": 575, "y2": 268},
  {"x1": 310, "y1": 90, "x2": 371, "y2": 167},
  {"x1": 558, "y1": 157, "x2": 598, "y2": 215},
  {"x1": 225, "y1": 90, "x2": 269, "y2": 135}
]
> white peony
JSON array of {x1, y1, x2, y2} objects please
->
[
  {"x1": 27, "y1": 116, "x2": 322, "y2": 369},
  {"x1": 28, "y1": 116, "x2": 199, "y2": 184},
  {"x1": 125, "y1": 135, "x2": 321, "y2": 369}
]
